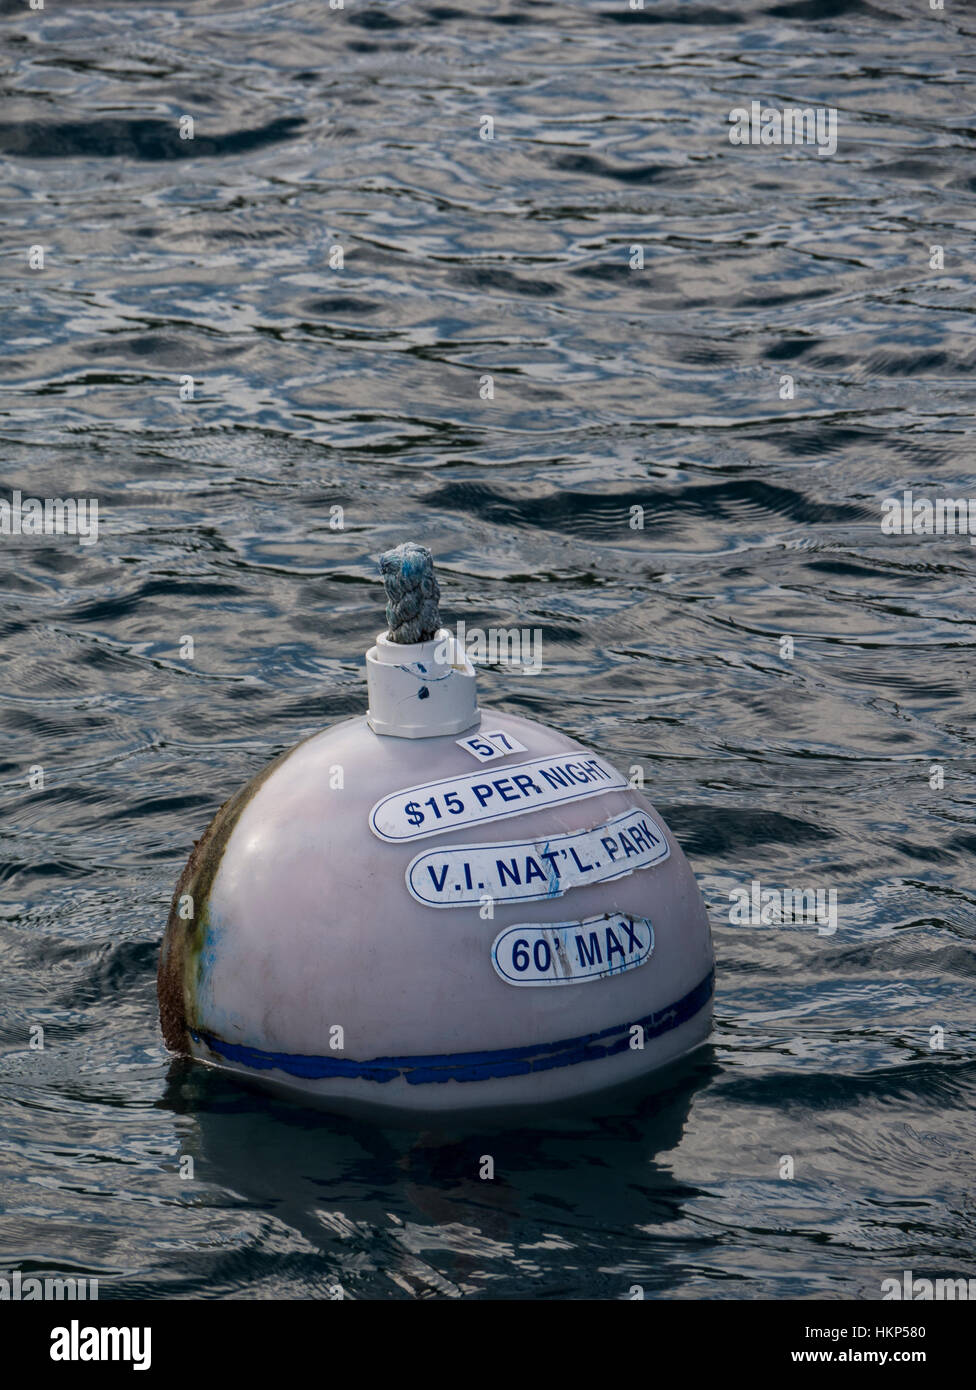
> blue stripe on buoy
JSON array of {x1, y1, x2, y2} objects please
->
[{"x1": 190, "y1": 969, "x2": 713, "y2": 1086}]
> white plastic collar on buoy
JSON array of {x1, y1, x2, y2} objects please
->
[{"x1": 366, "y1": 627, "x2": 480, "y2": 739}]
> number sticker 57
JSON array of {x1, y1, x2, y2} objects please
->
[{"x1": 456, "y1": 730, "x2": 528, "y2": 763}]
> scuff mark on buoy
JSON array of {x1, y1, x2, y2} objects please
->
[{"x1": 157, "y1": 735, "x2": 315, "y2": 1055}]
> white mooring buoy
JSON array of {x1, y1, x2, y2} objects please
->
[{"x1": 158, "y1": 543, "x2": 714, "y2": 1115}]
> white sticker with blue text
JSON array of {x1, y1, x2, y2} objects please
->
[
  {"x1": 492, "y1": 914, "x2": 654, "y2": 987},
  {"x1": 456, "y1": 729, "x2": 528, "y2": 762},
  {"x1": 405, "y1": 808, "x2": 670, "y2": 906},
  {"x1": 369, "y1": 753, "x2": 628, "y2": 843}
]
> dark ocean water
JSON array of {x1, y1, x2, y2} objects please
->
[{"x1": 2, "y1": 0, "x2": 975, "y2": 1301}]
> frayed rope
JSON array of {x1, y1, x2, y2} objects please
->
[{"x1": 379, "y1": 541, "x2": 442, "y2": 644}]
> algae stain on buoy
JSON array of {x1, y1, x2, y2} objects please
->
[{"x1": 158, "y1": 543, "x2": 714, "y2": 1114}]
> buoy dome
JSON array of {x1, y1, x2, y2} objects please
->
[{"x1": 158, "y1": 546, "x2": 714, "y2": 1115}]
